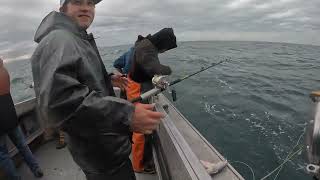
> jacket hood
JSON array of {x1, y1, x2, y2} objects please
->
[
  {"x1": 60, "y1": 0, "x2": 102, "y2": 6},
  {"x1": 147, "y1": 28, "x2": 177, "y2": 52},
  {"x1": 34, "y1": 11, "x2": 84, "y2": 43}
]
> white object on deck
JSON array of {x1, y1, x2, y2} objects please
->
[{"x1": 200, "y1": 160, "x2": 228, "y2": 175}]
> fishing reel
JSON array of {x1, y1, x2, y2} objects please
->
[
  {"x1": 306, "y1": 91, "x2": 320, "y2": 179},
  {"x1": 152, "y1": 75, "x2": 177, "y2": 102},
  {"x1": 152, "y1": 75, "x2": 169, "y2": 89}
]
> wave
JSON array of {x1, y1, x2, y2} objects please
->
[
  {"x1": 272, "y1": 52, "x2": 295, "y2": 56},
  {"x1": 3, "y1": 54, "x2": 31, "y2": 63},
  {"x1": 11, "y1": 77, "x2": 26, "y2": 84}
]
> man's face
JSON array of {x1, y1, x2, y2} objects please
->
[{"x1": 62, "y1": 0, "x2": 95, "y2": 30}]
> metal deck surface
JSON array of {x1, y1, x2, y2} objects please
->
[{"x1": 18, "y1": 141, "x2": 158, "y2": 180}]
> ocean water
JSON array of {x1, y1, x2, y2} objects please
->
[{"x1": 6, "y1": 41, "x2": 320, "y2": 179}]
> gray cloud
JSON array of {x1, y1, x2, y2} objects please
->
[{"x1": 1, "y1": 0, "x2": 319, "y2": 61}]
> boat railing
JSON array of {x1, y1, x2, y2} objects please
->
[
  {"x1": 152, "y1": 94, "x2": 244, "y2": 180},
  {"x1": 8, "y1": 98, "x2": 43, "y2": 157}
]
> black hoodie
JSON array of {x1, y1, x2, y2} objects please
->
[
  {"x1": 147, "y1": 28, "x2": 177, "y2": 51},
  {"x1": 130, "y1": 28, "x2": 177, "y2": 91}
]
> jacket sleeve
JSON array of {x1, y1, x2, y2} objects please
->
[
  {"x1": 38, "y1": 32, "x2": 134, "y2": 131},
  {"x1": 137, "y1": 47, "x2": 172, "y2": 77},
  {"x1": 113, "y1": 53, "x2": 126, "y2": 71}
]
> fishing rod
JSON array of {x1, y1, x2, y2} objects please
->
[
  {"x1": 131, "y1": 58, "x2": 231, "y2": 103},
  {"x1": 169, "y1": 58, "x2": 230, "y2": 86}
]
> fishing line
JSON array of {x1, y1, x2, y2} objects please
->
[
  {"x1": 231, "y1": 161, "x2": 256, "y2": 180},
  {"x1": 230, "y1": 129, "x2": 305, "y2": 180},
  {"x1": 260, "y1": 145, "x2": 304, "y2": 180},
  {"x1": 273, "y1": 129, "x2": 306, "y2": 180}
]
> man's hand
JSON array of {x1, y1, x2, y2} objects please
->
[
  {"x1": 111, "y1": 74, "x2": 128, "y2": 91},
  {"x1": 131, "y1": 103, "x2": 164, "y2": 134}
]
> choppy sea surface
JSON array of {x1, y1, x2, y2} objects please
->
[{"x1": 6, "y1": 41, "x2": 320, "y2": 180}]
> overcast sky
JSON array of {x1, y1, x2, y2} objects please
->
[{"x1": 1, "y1": 0, "x2": 319, "y2": 62}]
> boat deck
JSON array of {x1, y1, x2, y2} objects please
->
[
  {"x1": 14, "y1": 94, "x2": 243, "y2": 180},
  {"x1": 18, "y1": 141, "x2": 158, "y2": 180}
]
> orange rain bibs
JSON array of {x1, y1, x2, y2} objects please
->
[{"x1": 126, "y1": 77, "x2": 145, "y2": 172}]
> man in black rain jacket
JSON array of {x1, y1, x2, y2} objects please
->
[
  {"x1": 30, "y1": 0, "x2": 164, "y2": 179},
  {"x1": 130, "y1": 28, "x2": 177, "y2": 92}
]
